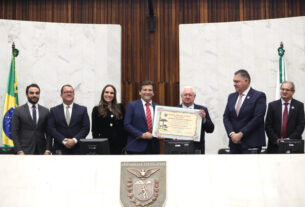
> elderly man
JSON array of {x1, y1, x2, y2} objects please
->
[
  {"x1": 178, "y1": 86, "x2": 214, "y2": 154},
  {"x1": 265, "y1": 81, "x2": 305, "y2": 153},
  {"x1": 223, "y1": 69, "x2": 266, "y2": 154}
]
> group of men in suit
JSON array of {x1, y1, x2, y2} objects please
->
[
  {"x1": 11, "y1": 84, "x2": 90, "y2": 155},
  {"x1": 10, "y1": 69, "x2": 304, "y2": 155},
  {"x1": 124, "y1": 81, "x2": 215, "y2": 154},
  {"x1": 125, "y1": 70, "x2": 304, "y2": 155},
  {"x1": 223, "y1": 69, "x2": 304, "y2": 154}
]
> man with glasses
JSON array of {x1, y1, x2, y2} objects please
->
[
  {"x1": 48, "y1": 84, "x2": 90, "y2": 155},
  {"x1": 265, "y1": 81, "x2": 305, "y2": 153},
  {"x1": 11, "y1": 83, "x2": 51, "y2": 155}
]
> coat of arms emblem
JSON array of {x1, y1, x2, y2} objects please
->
[{"x1": 120, "y1": 162, "x2": 166, "y2": 207}]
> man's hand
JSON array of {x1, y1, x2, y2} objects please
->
[
  {"x1": 44, "y1": 151, "x2": 51, "y2": 155},
  {"x1": 276, "y1": 138, "x2": 288, "y2": 144},
  {"x1": 199, "y1": 109, "x2": 206, "y2": 121},
  {"x1": 142, "y1": 132, "x2": 153, "y2": 139},
  {"x1": 230, "y1": 132, "x2": 243, "y2": 144},
  {"x1": 17, "y1": 151, "x2": 25, "y2": 155},
  {"x1": 64, "y1": 138, "x2": 76, "y2": 149}
]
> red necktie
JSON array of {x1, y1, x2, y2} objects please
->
[
  {"x1": 145, "y1": 102, "x2": 153, "y2": 133},
  {"x1": 281, "y1": 102, "x2": 288, "y2": 138}
]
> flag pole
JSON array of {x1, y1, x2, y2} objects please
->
[{"x1": 276, "y1": 42, "x2": 287, "y2": 99}]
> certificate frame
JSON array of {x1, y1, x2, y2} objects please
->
[{"x1": 152, "y1": 105, "x2": 202, "y2": 142}]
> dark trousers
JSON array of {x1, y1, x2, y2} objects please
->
[
  {"x1": 127, "y1": 139, "x2": 160, "y2": 154},
  {"x1": 230, "y1": 144, "x2": 261, "y2": 154}
]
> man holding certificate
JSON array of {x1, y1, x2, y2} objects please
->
[
  {"x1": 124, "y1": 81, "x2": 160, "y2": 154},
  {"x1": 178, "y1": 86, "x2": 214, "y2": 154}
]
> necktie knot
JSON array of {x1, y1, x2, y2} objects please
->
[
  {"x1": 284, "y1": 102, "x2": 289, "y2": 106},
  {"x1": 33, "y1": 104, "x2": 36, "y2": 109},
  {"x1": 145, "y1": 102, "x2": 150, "y2": 107}
]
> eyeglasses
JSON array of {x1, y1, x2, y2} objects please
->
[
  {"x1": 281, "y1": 88, "x2": 294, "y2": 92},
  {"x1": 63, "y1": 91, "x2": 74, "y2": 94}
]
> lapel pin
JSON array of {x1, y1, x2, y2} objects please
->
[
  {"x1": 247, "y1": 96, "x2": 250, "y2": 99},
  {"x1": 291, "y1": 106, "x2": 295, "y2": 110}
]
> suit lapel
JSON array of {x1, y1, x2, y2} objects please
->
[
  {"x1": 288, "y1": 99, "x2": 296, "y2": 122},
  {"x1": 137, "y1": 100, "x2": 147, "y2": 122},
  {"x1": 237, "y1": 88, "x2": 253, "y2": 117},
  {"x1": 70, "y1": 104, "x2": 75, "y2": 126},
  {"x1": 59, "y1": 104, "x2": 68, "y2": 126},
  {"x1": 231, "y1": 92, "x2": 239, "y2": 117},
  {"x1": 276, "y1": 100, "x2": 283, "y2": 124},
  {"x1": 37, "y1": 105, "x2": 45, "y2": 127},
  {"x1": 23, "y1": 104, "x2": 36, "y2": 128}
]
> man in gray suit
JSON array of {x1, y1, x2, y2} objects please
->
[{"x1": 12, "y1": 83, "x2": 51, "y2": 155}]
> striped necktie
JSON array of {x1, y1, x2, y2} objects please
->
[{"x1": 145, "y1": 102, "x2": 152, "y2": 133}]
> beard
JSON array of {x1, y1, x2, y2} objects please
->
[{"x1": 28, "y1": 97, "x2": 39, "y2": 104}]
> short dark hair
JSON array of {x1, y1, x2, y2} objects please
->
[
  {"x1": 60, "y1": 84, "x2": 74, "y2": 94},
  {"x1": 234, "y1": 69, "x2": 251, "y2": 83},
  {"x1": 139, "y1": 80, "x2": 154, "y2": 91},
  {"x1": 26, "y1": 83, "x2": 40, "y2": 94},
  {"x1": 281, "y1": 81, "x2": 295, "y2": 91}
]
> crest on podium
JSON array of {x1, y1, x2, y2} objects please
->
[{"x1": 120, "y1": 162, "x2": 166, "y2": 207}]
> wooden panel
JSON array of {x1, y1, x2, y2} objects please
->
[{"x1": 1, "y1": 0, "x2": 305, "y2": 107}]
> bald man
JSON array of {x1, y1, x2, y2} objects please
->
[{"x1": 178, "y1": 86, "x2": 214, "y2": 154}]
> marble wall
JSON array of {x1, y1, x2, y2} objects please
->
[
  {"x1": 180, "y1": 16, "x2": 305, "y2": 153},
  {"x1": 0, "y1": 19, "x2": 121, "y2": 138}
]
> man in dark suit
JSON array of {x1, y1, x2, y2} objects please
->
[
  {"x1": 11, "y1": 83, "x2": 51, "y2": 155},
  {"x1": 48, "y1": 84, "x2": 90, "y2": 155},
  {"x1": 124, "y1": 81, "x2": 160, "y2": 154},
  {"x1": 223, "y1": 69, "x2": 266, "y2": 154},
  {"x1": 265, "y1": 81, "x2": 305, "y2": 153},
  {"x1": 178, "y1": 86, "x2": 214, "y2": 154}
]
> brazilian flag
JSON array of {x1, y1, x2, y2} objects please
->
[{"x1": 1, "y1": 47, "x2": 19, "y2": 147}]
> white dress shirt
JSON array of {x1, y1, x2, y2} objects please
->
[
  {"x1": 235, "y1": 86, "x2": 251, "y2": 110},
  {"x1": 27, "y1": 102, "x2": 39, "y2": 124}
]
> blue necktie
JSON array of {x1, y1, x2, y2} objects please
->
[{"x1": 32, "y1": 105, "x2": 37, "y2": 126}]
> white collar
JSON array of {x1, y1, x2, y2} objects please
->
[
  {"x1": 27, "y1": 102, "x2": 38, "y2": 108},
  {"x1": 63, "y1": 103, "x2": 73, "y2": 108},
  {"x1": 281, "y1": 99, "x2": 292, "y2": 105},
  {"x1": 240, "y1": 86, "x2": 250, "y2": 97},
  {"x1": 141, "y1": 99, "x2": 152, "y2": 106},
  {"x1": 182, "y1": 103, "x2": 194, "y2": 109}
]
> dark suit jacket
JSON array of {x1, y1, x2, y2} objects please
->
[
  {"x1": 265, "y1": 99, "x2": 305, "y2": 153},
  {"x1": 178, "y1": 104, "x2": 214, "y2": 154},
  {"x1": 223, "y1": 88, "x2": 266, "y2": 149},
  {"x1": 124, "y1": 99, "x2": 160, "y2": 154},
  {"x1": 11, "y1": 103, "x2": 51, "y2": 154},
  {"x1": 91, "y1": 104, "x2": 127, "y2": 154},
  {"x1": 48, "y1": 103, "x2": 90, "y2": 154}
]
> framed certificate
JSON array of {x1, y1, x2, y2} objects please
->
[{"x1": 152, "y1": 105, "x2": 202, "y2": 142}]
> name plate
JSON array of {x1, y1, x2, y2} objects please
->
[{"x1": 152, "y1": 106, "x2": 202, "y2": 142}]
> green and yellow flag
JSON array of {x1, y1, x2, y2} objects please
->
[{"x1": 2, "y1": 47, "x2": 19, "y2": 147}]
